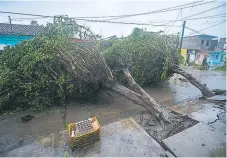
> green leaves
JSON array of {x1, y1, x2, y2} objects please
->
[
  {"x1": 0, "y1": 37, "x2": 94, "y2": 112},
  {"x1": 103, "y1": 29, "x2": 179, "y2": 86}
]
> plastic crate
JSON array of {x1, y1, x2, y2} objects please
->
[{"x1": 68, "y1": 117, "x2": 101, "y2": 149}]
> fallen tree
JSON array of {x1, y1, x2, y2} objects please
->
[
  {"x1": 104, "y1": 28, "x2": 215, "y2": 98},
  {"x1": 0, "y1": 18, "x2": 213, "y2": 126},
  {"x1": 171, "y1": 64, "x2": 215, "y2": 97}
]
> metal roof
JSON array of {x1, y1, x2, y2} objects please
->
[
  {"x1": 0, "y1": 23, "x2": 44, "y2": 36},
  {"x1": 184, "y1": 34, "x2": 217, "y2": 38}
]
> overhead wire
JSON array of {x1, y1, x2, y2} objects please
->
[
  {"x1": 105, "y1": 0, "x2": 215, "y2": 20},
  {"x1": 164, "y1": 9, "x2": 181, "y2": 33},
  {"x1": 0, "y1": 0, "x2": 215, "y2": 20},
  {"x1": 187, "y1": 0, "x2": 196, "y2": 17},
  {"x1": 162, "y1": 2, "x2": 225, "y2": 34},
  {"x1": 0, "y1": 0, "x2": 224, "y2": 32},
  {"x1": 8, "y1": 13, "x2": 226, "y2": 25},
  {"x1": 143, "y1": 13, "x2": 226, "y2": 24},
  {"x1": 182, "y1": 3, "x2": 225, "y2": 20},
  {"x1": 187, "y1": 20, "x2": 226, "y2": 35},
  {"x1": 0, "y1": 2, "x2": 224, "y2": 27},
  {"x1": 67, "y1": 19, "x2": 182, "y2": 27},
  {"x1": 187, "y1": 20, "x2": 226, "y2": 26},
  {"x1": 71, "y1": 4, "x2": 226, "y2": 26}
]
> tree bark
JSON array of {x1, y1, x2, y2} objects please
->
[
  {"x1": 171, "y1": 64, "x2": 215, "y2": 98},
  {"x1": 105, "y1": 68, "x2": 173, "y2": 124}
]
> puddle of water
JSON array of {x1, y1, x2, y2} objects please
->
[
  {"x1": 190, "y1": 104, "x2": 224, "y2": 124},
  {"x1": 0, "y1": 69, "x2": 226, "y2": 154}
]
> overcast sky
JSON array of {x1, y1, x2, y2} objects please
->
[{"x1": 0, "y1": 0, "x2": 226, "y2": 38}]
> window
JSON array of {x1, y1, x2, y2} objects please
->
[
  {"x1": 0, "y1": 44, "x2": 6, "y2": 50},
  {"x1": 201, "y1": 40, "x2": 204, "y2": 45},
  {"x1": 220, "y1": 54, "x2": 226, "y2": 62},
  {"x1": 212, "y1": 54, "x2": 218, "y2": 60},
  {"x1": 206, "y1": 41, "x2": 209, "y2": 46},
  {"x1": 196, "y1": 55, "x2": 200, "y2": 60},
  {"x1": 204, "y1": 55, "x2": 209, "y2": 59}
]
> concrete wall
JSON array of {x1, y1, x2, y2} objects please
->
[
  {"x1": 195, "y1": 51, "x2": 209, "y2": 64},
  {"x1": 0, "y1": 35, "x2": 34, "y2": 50},
  {"x1": 209, "y1": 51, "x2": 226, "y2": 65},
  {"x1": 182, "y1": 36, "x2": 215, "y2": 51},
  {"x1": 214, "y1": 38, "x2": 226, "y2": 51},
  {"x1": 182, "y1": 36, "x2": 201, "y2": 50}
]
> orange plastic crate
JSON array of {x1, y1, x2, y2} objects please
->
[{"x1": 68, "y1": 117, "x2": 101, "y2": 148}]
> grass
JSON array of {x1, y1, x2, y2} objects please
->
[{"x1": 215, "y1": 66, "x2": 226, "y2": 71}]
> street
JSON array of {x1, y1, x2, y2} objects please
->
[{"x1": 0, "y1": 68, "x2": 226, "y2": 156}]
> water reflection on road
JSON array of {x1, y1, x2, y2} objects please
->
[
  {"x1": 67, "y1": 69, "x2": 226, "y2": 125},
  {"x1": 168, "y1": 69, "x2": 226, "y2": 104}
]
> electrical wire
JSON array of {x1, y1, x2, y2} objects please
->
[
  {"x1": 0, "y1": 2, "x2": 224, "y2": 26},
  {"x1": 0, "y1": 1, "x2": 225, "y2": 29},
  {"x1": 0, "y1": 0, "x2": 214, "y2": 20},
  {"x1": 179, "y1": 14, "x2": 226, "y2": 21},
  {"x1": 69, "y1": 19, "x2": 182, "y2": 27},
  {"x1": 105, "y1": 0, "x2": 215, "y2": 20},
  {"x1": 160, "y1": 4, "x2": 226, "y2": 25},
  {"x1": 187, "y1": 0, "x2": 196, "y2": 17},
  {"x1": 187, "y1": 20, "x2": 226, "y2": 35},
  {"x1": 72, "y1": 5, "x2": 226, "y2": 26},
  {"x1": 0, "y1": 11, "x2": 53, "y2": 18},
  {"x1": 164, "y1": 9, "x2": 181, "y2": 33},
  {"x1": 187, "y1": 20, "x2": 226, "y2": 26},
  {"x1": 144, "y1": 13, "x2": 225, "y2": 25},
  {"x1": 181, "y1": 3, "x2": 225, "y2": 21}
]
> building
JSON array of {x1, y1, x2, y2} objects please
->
[
  {"x1": 182, "y1": 35, "x2": 226, "y2": 65},
  {"x1": 0, "y1": 22, "x2": 44, "y2": 52},
  {"x1": 209, "y1": 38, "x2": 226, "y2": 65}
]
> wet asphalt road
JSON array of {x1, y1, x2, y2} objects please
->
[{"x1": 0, "y1": 68, "x2": 226, "y2": 154}]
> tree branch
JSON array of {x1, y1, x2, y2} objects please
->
[{"x1": 171, "y1": 64, "x2": 215, "y2": 98}]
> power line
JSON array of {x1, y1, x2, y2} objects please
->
[
  {"x1": 187, "y1": 20, "x2": 226, "y2": 35},
  {"x1": 181, "y1": 14, "x2": 226, "y2": 21},
  {"x1": 187, "y1": 0, "x2": 196, "y2": 17},
  {"x1": 0, "y1": 2, "x2": 224, "y2": 25},
  {"x1": 88, "y1": 0, "x2": 205, "y2": 19},
  {"x1": 186, "y1": 27, "x2": 205, "y2": 35},
  {"x1": 71, "y1": 19, "x2": 182, "y2": 27},
  {"x1": 4, "y1": 13, "x2": 225, "y2": 28},
  {"x1": 6, "y1": 13, "x2": 226, "y2": 26},
  {"x1": 0, "y1": 11, "x2": 53, "y2": 18},
  {"x1": 194, "y1": 20, "x2": 226, "y2": 32},
  {"x1": 187, "y1": 20, "x2": 226, "y2": 26},
  {"x1": 105, "y1": 1, "x2": 215, "y2": 20},
  {"x1": 72, "y1": 4, "x2": 226, "y2": 26},
  {"x1": 0, "y1": 0, "x2": 214, "y2": 20},
  {"x1": 165, "y1": 9, "x2": 181, "y2": 33},
  {"x1": 163, "y1": 4, "x2": 226, "y2": 33},
  {"x1": 149, "y1": 4, "x2": 225, "y2": 26},
  {"x1": 147, "y1": 13, "x2": 226, "y2": 24},
  {"x1": 0, "y1": 2, "x2": 225, "y2": 28},
  {"x1": 159, "y1": 4, "x2": 226, "y2": 24},
  {"x1": 181, "y1": 3, "x2": 226, "y2": 21}
]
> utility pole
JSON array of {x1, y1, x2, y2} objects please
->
[
  {"x1": 8, "y1": 16, "x2": 13, "y2": 33},
  {"x1": 179, "y1": 21, "x2": 186, "y2": 50}
]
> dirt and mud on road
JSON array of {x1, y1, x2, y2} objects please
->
[{"x1": 0, "y1": 68, "x2": 226, "y2": 156}]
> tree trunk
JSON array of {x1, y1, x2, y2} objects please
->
[
  {"x1": 105, "y1": 68, "x2": 173, "y2": 124},
  {"x1": 171, "y1": 64, "x2": 215, "y2": 98}
]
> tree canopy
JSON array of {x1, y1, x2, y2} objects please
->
[
  {"x1": 103, "y1": 28, "x2": 181, "y2": 85},
  {"x1": 0, "y1": 17, "x2": 107, "y2": 112},
  {"x1": 0, "y1": 17, "x2": 214, "y2": 124}
]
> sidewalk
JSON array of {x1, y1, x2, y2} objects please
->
[
  {"x1": 5, "y1": 118, "x2": 173, "y2": 157},
  {"x1": 3, "y1": 98, "x2": 226, "y2": 157},
  {"x1": 163, "y1": 99, "x2": 226, "y2": 157}
]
